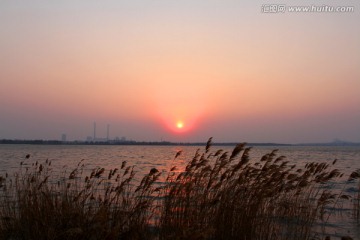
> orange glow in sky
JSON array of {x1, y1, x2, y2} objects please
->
[
  {"x1": 162, "y1": 116, "x2": 197, "y2": 135},
  {"x1": 0, "y1": 1, "x2": 359, "y2": 143}
]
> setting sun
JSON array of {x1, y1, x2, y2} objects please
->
[{"x1": 176, "y1": 121, "x2": 184, "y2": 129}]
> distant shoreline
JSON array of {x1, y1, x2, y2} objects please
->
[{"x1": 1, "y1": 139, "x2": 359, "y2": 147}]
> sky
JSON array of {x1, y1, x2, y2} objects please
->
[{"x1": 0, "y1": 0, "x2": 359, "y2": 143}]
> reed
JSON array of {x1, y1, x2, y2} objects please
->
[
  {"x1": 0, "y1": 139, "x2": 357, "y2": 240},
  {"x1": 0, "y1": 159, "x2": 158, "y2": 239},
  {"x1": 158, "y1": 139, "x2": 352, "y2": 240},
  {"x1": 348, "y1": 169, "x2": 360, "y2": 221}
]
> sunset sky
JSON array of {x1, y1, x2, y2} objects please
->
[{"x1": 1, "y1": 1, "x2": 359, "y2": 143}]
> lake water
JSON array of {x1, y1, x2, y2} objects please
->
[{"x1": 0, "y1": 144, "x2": 360, "y2": 239}]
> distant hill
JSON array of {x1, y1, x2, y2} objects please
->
[{"x1": 296, "y1": 139, "x2": 360, "y2": 146}]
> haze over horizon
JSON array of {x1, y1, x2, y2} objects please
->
[{"x1": 1, "y1": 1, "x2": 359, "y2": 144}]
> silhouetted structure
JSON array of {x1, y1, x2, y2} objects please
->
[
  {"x1": 61, "y1": 134, "x2": 67, "y2": 142},
  {"x1": 93, "y1": 122, "x2": 96, "y2": 141},
  {"x1": 107, "y1": 124, "x2": 110, "y2": 141}
]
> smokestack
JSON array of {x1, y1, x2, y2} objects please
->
[
  {"x1": 107, "y1": 124, "x2": 110, "y2": 140},
  {"x1": 93, "y1": 122, "x2": 96, "y2": 141}
]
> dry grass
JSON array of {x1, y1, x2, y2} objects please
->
[
  {"x1": 0, "y1": 159, "x2": 159, "y2": 240},
  {"x1": 348, "y1": 169, "x2": 360, "y2": 222},
  {"x1": 0, "y1": 138, "x2": 358, "y2": 240},
  {"x1": 158, "y1": 138, "x2": 354, "y2": 240}
]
